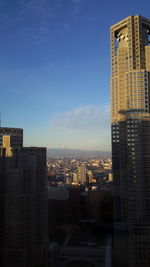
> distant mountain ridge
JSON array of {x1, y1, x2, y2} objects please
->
[{"x1": 47, "y1": 148, "x2": 111, "y2": 158}]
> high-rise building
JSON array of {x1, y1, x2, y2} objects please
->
[
  {"x1": 0, "y1": 128, "x2": 48, "y2": 267},
  {"x1": 0, "y1": 127, "x2": 23, "y2": 148},
  {"x1": 87, "y1": 170, "x2": 93, "y2": 182},
  {"x1": 111, "y1": 15, "x2": 150, "y2": 267},
  {"x1": 77, "y1": 164, "x2": 87, "y2": 183}
]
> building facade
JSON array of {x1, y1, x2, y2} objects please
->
[
  {"x1": 0, "y1": 127, "x2": 23, "y2": 148},
  {"x1": 110, "y1": 15, "x2": 150, "y2": 267},
  {"x1": 0, "y1": 128, "x2": 48, "y2": 267},
  {"x1": 77, "y1": 164, "x2": 87, "y2": 183}
]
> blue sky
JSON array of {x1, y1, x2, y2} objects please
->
[{"x1": 1, "y1": 0, "x2": 150, "y2": 151}]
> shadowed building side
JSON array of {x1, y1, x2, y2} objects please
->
[{"x1": 0, "y1": 129, "x2": 48, "y2": 267}]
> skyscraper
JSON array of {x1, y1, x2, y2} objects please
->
[
  {"x1": 0, "y1": 128, "x2": 48, "y2": 267},
  {"x1": 111, "y1": 15, "x2": 150, "y2": 267},
  {"x1": 0, "y1": 127, "x2": 23, "y2": 147},
  {"x1": 77, "y1": 164, "x2": 87, "y2": 183}
]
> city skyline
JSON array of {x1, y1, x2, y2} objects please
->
[{"x1": 1, "y1": 0, "x2": 150, "y2": 150}]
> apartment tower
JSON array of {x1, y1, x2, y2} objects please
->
[
  {"x1": 77, "y1": 164, "x2": 87, "y2": 183},
  {"x1": 0, "y1": 127, "x2": 23, "y2": 147},
  {"x1": 0, "y1": 128, "x2": 48, "y2": 267},
  {"x1": 110, "y1": 15, "x2": 150, "y2": 267}
]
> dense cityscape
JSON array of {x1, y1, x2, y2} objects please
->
[
  {"x1": 47, "y1": 157, "x2": 112, "y2": 186},
  {"x1": 47, "y1": 156, "x2": 113, "y2": 267}
]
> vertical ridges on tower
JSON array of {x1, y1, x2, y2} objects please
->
[
  {"x1": 111, "y1": 15, "x2": 150, "y2": 267},
  {"x1": 110, "y1": 15, "x2": 150, "y2": 122}
]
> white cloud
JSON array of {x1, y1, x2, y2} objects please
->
[
  {"x1": 47, "y1": 105, "x2": 110, "y2": 150},
  {"x1": 51, "y1": 104, "x2": 110, "y2": 132},
  {"x1": 0, "y1": 0, "x2": 55, "y2": 44}
]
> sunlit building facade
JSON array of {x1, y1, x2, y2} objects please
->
[
  {"x1": 110, "y1": 15, "x2": 150, "y2": 267},
  {"x1": 77, "y1": 164, "x2": 87, "y2": 183},
  {"x1": 0, "y1": 127, "x2": 23, "y2": 148}
]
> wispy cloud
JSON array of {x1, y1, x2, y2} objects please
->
[
  {"x1": 71, "y1": 0, "x2": 82, "y2": 15},
  {"x1": 0, "y1": 0, "x2": 79, "y2": 43},
  {"x1": 20, "y1": 0, "x2": 53, "y2": 15},
  {"x1": 0, "y1": 0, "x2": 57, "y2": 43},
  {"x1": 48, "y1": 104, "x2": 110, "y2": 150},
  {"x1": 51, "y1": 104, "x2": 110, "y2": 132},
  {"x1": 19, "y1": 0, "x2": 54, "y2": 31}
]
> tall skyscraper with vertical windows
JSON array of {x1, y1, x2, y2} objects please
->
[
  {"x1": 0, "y1": 128, "x2": 48, "y2": 267},
  {"x1": 111, "y1": 15, "x2": 150, "y2": 267}
]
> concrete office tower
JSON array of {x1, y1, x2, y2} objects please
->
[
  {"x1": 0, "y1": 130, "x2": 48, "y2": 267},
  {"x1": 111, "y1": 15, "x2": 150, "y2": 267},
  {"x1": 77, "y1": 164, "x2": 87, "y2": 183},
  {"x1": 0, "y1": 127, "x2": 23, "y2": 147},
  {"x1": 111, "y1": 15, "x2": 150, "y2": 123},
  {"x1": 87, "y1": 170, "x2": 93, "y2": 182},
  {"x1": 73, "y1": 172, "x2": 78, "y2": 183}
]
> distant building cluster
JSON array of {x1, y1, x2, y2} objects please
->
[
  {"x1": 47, "y1": 157, "x2": 112, "y2": 187},
  {"x1": 47, "y1": 156, "x2": 113, "y2": 266}
]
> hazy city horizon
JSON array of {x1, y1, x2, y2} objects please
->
[{"x1": 47, "y1": 147, "x2": 111, "y2": 158}]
